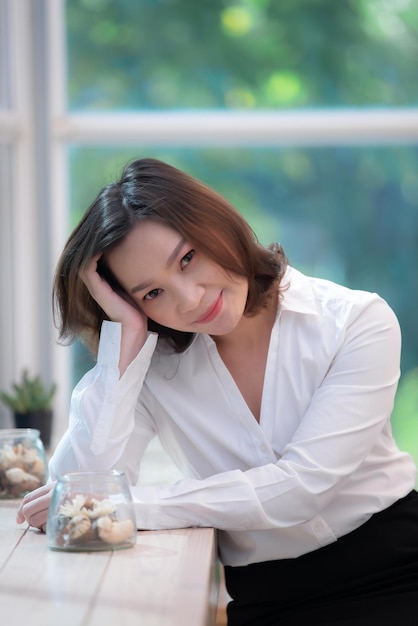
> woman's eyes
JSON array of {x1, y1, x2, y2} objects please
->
[
  {"x1": 143, "y1": 250, "x2": 195, "y2": 301},
  {"x1": 144, "y1": 288, "x2": 162, "y2": 301},
  {"x1": 180, "y1": 249, "x2": 194, "y2": 268}
]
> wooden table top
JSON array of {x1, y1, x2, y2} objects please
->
[{"x1": 0, "y1": 500, "x2": 218, "y2": 626}]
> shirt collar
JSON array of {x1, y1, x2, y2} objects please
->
[{"x1": 279, "y1": 267, "x2": 318, "y2": 316}]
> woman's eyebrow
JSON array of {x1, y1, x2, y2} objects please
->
[
  {"x1": 131, "y1": 237, "x2": 186, "y2": 294},
  {"x1": 165, "y1": 237, "x2": 186, "y2": 269}
]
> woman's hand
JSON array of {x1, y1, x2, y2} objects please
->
[
  {"x1": 80, "y1": 255, "x2": 149, "y2": 375},
  {"x1": 16, "y1": 482, "x2": 56, "y2": 532},
  {"x1": 79, "y1": 254, "x2": 146, "y2": 330}
]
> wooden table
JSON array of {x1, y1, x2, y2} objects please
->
[{"x1": 0, "y1": 500, "x2": 219, "y2": 625}]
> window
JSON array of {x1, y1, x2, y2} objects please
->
[
  {"x1": 1, "y1": 0, "x2": 417, "y2": 471},
  {"x1": 0, "y1": 0, "x2": 57, "y2": 428}
]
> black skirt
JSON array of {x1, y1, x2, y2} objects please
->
[{"x1": 224, "y1": 490, "x2": 418, "y2": 626}]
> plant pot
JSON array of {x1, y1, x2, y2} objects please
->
[{"x1": 14, "y1": 409, "x2": 53, "y2": 449}]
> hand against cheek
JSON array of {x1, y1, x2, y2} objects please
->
[
  {"x1": 79, "y1": 254, "x2": 148, "y2": 336},
  {"x1": 81, "y1": 254, "x2": 150, "y2": 375},
  {"x1": 16, "y1": 482, "x2": 56, "y2": 533}
]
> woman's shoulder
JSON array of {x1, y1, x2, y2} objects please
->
[
  {"x1": 282, "y1": 267, "x2": 397, "y2": 329},
  {"x1": 285, "y1": 266, "x2": 385, "y2": 306}
]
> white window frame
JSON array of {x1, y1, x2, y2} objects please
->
[
  {"x1": 1, "y1": 0, "x2": 418, "y2": 443},
  {"x1": 0, "y1": 0, "x2": 57, "y2": 429}
]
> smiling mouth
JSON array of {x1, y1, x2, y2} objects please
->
[{"x1": 194, "y1": 293, "x2": 223, "y2": 324}]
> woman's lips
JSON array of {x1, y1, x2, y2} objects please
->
[{"x1": 195, "y1": 293, "x2": 223, "y2": 324}]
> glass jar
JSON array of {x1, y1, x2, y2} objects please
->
[
  {"x1": 0, "y1": 428, "x2": 48, "y2": 499},
  {"x1": 47, "y1": 470, "x2": 136, "y2": 551}
]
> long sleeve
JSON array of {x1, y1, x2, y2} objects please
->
[
  {"x1": 128, "y1": 294, "x2": 414, "y2": 539},
  {"x1": 49, "y1": 322, "x2": 158, "y2": 480}
]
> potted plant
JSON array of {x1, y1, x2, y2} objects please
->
[{"x1": 0, "y1": 369, "x2": 56, "y2": 449}]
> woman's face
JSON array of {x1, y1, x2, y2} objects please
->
[{"x1": 105, "y1": 219, "x2": 249, "y2": 336}]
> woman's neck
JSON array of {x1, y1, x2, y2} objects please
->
[
  {"x1": 212, "y1": 292, "x2": 278, "y2": 353},
  {"x1": 211, "y1": 293, "x2": 279, "y2": 422}
]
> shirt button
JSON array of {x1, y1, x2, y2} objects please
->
[
  {"x1": 313, "y1": 521, "x2": 324, "y2": 532},
  {"x1": 260, "y1": 443, "x2": 269, "y2": 453}
]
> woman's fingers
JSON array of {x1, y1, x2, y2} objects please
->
[
  {"x1": 79, "y1": 254, "x2": 114, "y2": 303},
  {"x1": 79, "y1": 254, "x2": 149, "y2": 373},
  {"x1": 79, "y1": 256, "x2": 148, "y2": 338},
  {"x1": 16, "y1": 482, "x2": 56, "y2": 530},
  {"x1": 16, "y1": 482, "x2": 53, "y2": 521}
]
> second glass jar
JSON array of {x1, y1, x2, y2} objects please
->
[{"x1": 47, "y1": 470, "x2": 136, "y2": 551}]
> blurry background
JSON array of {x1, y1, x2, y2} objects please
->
[{"x1": 1, "y1": 0, "x2": 417, "y2": 481}]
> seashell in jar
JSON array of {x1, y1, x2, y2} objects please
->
[
  {"x1": 4, "y1": 467, "x2": 41, "y2": 496},
  {"x1": 5, "y1": 467, "x2": 41, "y2": 486},
  {"x1": 96, "y1": 516, "x2": 135, "y2": 544},
  {"x1": 67, "y1": 514, "x2": 93, "y2": 543}
]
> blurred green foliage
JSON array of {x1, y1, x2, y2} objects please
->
[
  {"x1": 0, "y1": 369, "x2": 57, "y2": 413},
  {"x1": 65, "y1": 0, "x2": 418, "y2": 466},
  {"x1": 392, "y1": 368, "x2": 418, "y2": 464},
  {"x1": 69, "y1": 144, "x2": 418, "y2": 376},
  {"x1": 67, "y1": 0, "x2": 418, "y2": 110}
]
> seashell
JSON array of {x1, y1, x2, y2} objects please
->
[
  {"x1": 68, "y1": 514, "x2": 92, "y2": 541},
  {"x1": 20, "y1": 447, "x2": 39, "y2": 464},
  {"x1": 85, "y1": 498, "x2": 116, "y2": 519},
  {"x1": 96, "y1": 516, "x2": 135, "y2": 544},
  {"x1": 1, "y1": 443, "x2": 44, "y2": 473},
  {"x1": 31, "y1": 457, "x2": 45, "y2": 474},
  {"x1": 5, "y1": 467, "x2": 40, "y2": 485},
  {"x1": 0, "y1": 444, "x2": 20, "y2": 468},
  {"x1": 59, "y1": 494, "x2": 87, "y2": 518}
]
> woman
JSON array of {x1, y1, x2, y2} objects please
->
[{"x1": 18, "y1": 158, "x2": 418, "y2": 625}]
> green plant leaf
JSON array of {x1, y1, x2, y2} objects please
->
[{"x1": 0, "y1": 369, "x2": 56, "y2": 412}]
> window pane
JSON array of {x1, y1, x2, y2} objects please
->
[
  {"x1": 0, "y1": 0, "x2": 11, "y2": 109},
  {"x1": 69, "y1": 144, "x2": 418, "y2": 374},
  {"x1": 66, "y1": 0, "x2": 418, "y2": 111},
  {"x1": 0, "y1": 145, "x2": 14, "y2": 423}
]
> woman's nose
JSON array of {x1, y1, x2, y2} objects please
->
[{"x1": 177, "y1": 281, "x2": 204, "y2": 313}]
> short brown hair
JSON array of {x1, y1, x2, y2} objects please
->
[{"x1": 53, "y1": 158, "x2": 288, "y2": 354}]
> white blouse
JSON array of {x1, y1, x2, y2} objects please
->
[{"x1": 49, "y1": 268, "x2": 416, "y2": 567}]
